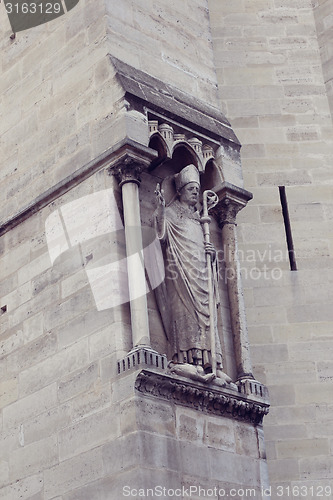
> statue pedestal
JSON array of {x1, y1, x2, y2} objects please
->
[
  {"x1": 236, "y1": 378, "x2": 270, "y2": 404},
  {"x1": 106, "y1": 366, "x2": 270, "y2": 498},
  {"x1": 117, "y1": 347, "x2": 167, "y2": 374}
]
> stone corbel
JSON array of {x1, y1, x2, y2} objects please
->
[
  {"x1": 135, "y1": 369, "x2": 269, "y2": 425},
  {"x1": 212, "y1": 182, "x2": 256, "y2": 384},
  {"x1": 108, "y1": 142, "x2": 158, "y2": 352}
]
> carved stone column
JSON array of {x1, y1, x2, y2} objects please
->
[
  {"x1": 109, "y1": 142, "x2": 157, "y2": 350},
  {"x1": 214, "y1": 183, "x2": 254, "y2": 381}
]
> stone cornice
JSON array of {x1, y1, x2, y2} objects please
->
[
  {"x1": 135, "y1": 369, "x2": 269, "y2": 425},
  {"x1": 109, "y1": 56, "x2": 240, "y2": 146}
]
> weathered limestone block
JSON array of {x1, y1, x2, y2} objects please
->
[
  {"x1": 3, "y1": 383, "x2": 57, "y2": 431},
  {"x1": 58, "y1": 406, "x2": 121, "y2": 461},
  {"x1": 9, "y1": 436, "x2": 58, "y2": 482},
  {"x1": 43, "y1": 448, "x2": 104, "y2": 500}
]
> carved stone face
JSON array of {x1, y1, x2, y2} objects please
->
[{"x1": 178, "y1": 182, "x2": 200, "y2": 207}]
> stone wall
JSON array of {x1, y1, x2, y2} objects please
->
[
  {"x1": 105, "y1": 0, "x2": 219, "y2": 105},
  {"x1": 0, "y1": 0, "x2": 219, "y2": 224},
  {"x1": 0, "y1": 154, "x2": 266, "y2": 497},
  {"x1": 100, "y1": 369, "x2": 268, "y2": 500},
  {"x1": 1, "y1": 0, "x2": 333, "y2": 498},
  {"x1": 0, "y1": 1, "x2": 248, "y2": 497},
  {"x1": 208, "y1": 0, "x2": 333, "y2": 496},
  {"x1": 0, "y1": 0, "x2": 116, "y2": 223},
  {"x1": 313, "y1": 0, "x2": 333, "y2": 119},
  {"x1": 0, "y1": 171, "x2": 133, "y2": 497}
]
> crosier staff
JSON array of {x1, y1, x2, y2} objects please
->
[{"x1": 201, "y1": 190, "x2": 219, "y2": 376}]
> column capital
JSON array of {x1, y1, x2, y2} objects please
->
[
  {"x1": 211, "y1": 182, "x2": 253, "y2": 228},
  {"x1": 108, "y1": 140, "x2": 158, "y2": 187},
  {"x1": 112, "y1": 158, "x2": 143, "y2": 187}
]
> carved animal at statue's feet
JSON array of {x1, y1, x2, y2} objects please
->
[
  {"x1": 168, "y1": 362, "x2": 215, "y2": 383},
  {"x1": 168, "y1": 363, "x2": 238, "y2": 390},
  {"x1": 213, "y1": 369, "x2": 238, "y2": 390}
]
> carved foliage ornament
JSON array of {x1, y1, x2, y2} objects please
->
[
  {"x1": 110, "y1": 158, "x2": 143, "y2": 187},
  {"x1": 135, "y1": 370, "x2": 269, "y2": 425},
  {"x1": 213, "y1": 198, "x2": 243, "y2": 228}
]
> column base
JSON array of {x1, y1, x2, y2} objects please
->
[
  {"x1": 117, "y1": 347, "x2": 167, "y2": 374},
  {"x1": 236, "y1": 378, "x2": 269, "y2": 404}
]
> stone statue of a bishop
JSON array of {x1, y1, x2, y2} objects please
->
[{"x1": 154, "y1": 164, "x2": 233, "y2": 386}]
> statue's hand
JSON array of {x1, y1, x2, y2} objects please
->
[
  {"x1": 155, "y1": 183, "x2": 165, "y2": 207},
  {"x1": 205, "y1": 242, "x2": 216, "y2": 261}
]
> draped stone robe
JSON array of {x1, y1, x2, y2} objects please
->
[{"x1": 155, "y1": 199, "x2": 222, "y2": 371}]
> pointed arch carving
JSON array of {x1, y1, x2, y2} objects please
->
[{"x1": 148, "y1": 119, "x2": 222, "y2": 179}]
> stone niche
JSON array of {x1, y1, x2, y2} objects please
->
[
  {"x1": 141, "y1": 119, "x2": 238, "y2": 376},
  {"x1": 105, "y1": 57, "x2": 270, "y2": 498}
]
